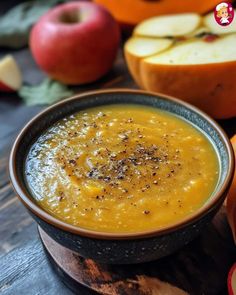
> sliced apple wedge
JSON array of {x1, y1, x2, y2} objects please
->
[
  {"x1": 139, "y1": 34, "x2": 236, "y2": 118},
  {"x1": 144, "y1": 34, "x2": 236, "y2": 65},
  {"x1": 134, "y1": 13, "x2": 201, "y2": 38},
  {"x1": 124, "y1": 37, "x2": 173, "y2": 86},
  {"x1": 0, "y1": 55, "x2": 22, "y2": 92},
  {"x1": 125, "y1": 37, "x2": 174, "y2": 58},
  {"x1": 204, "y1": 11, "x2": 236, "y2": 35}
]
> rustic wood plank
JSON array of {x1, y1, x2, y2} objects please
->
[
  {"x1": 0, "y1": 198, "x2": 36, "y2": 254},
  {"x1": 0, "y1": 239, "x2": 75, "y2": 295}
]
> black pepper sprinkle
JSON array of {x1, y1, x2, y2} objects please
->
[
  {"x1": 88, "y1": 170, "x2": 94, "y2": 177},
  {"x1": 58, "y1": 121, "x2": 184, "y2": 193},
  {"x1": 144, "y1": 210, "x2": 150, "y2": 215}
]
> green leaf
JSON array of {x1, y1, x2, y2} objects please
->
[
  {"x1": 0, "y1": 0, "x2": 67, "y2": 48},
  {"x1": 18, "y1": 79, "x2": 75, "y2": 106}
]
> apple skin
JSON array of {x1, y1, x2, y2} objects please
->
[
  {"x1": 0, "y1": 81, "x2": 15, "y2": 92},
  {"x1": 30, "y1": 2, "x2": 120, "y2": 85}
]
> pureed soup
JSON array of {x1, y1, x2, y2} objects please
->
[{"x1": 25, "y1": 104, "x2": 219, "y2": 233}]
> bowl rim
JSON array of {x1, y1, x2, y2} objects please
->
[{"x1": 9, "y1": 89, "x2": 235, "y2": 240}]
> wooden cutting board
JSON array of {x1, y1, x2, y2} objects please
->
[{"x1": 39, "y1": 206, "x2": 236, "y2": 295}]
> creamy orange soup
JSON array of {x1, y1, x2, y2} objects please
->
[{"x1": 25, "y1": 104, "x2": 219, "y2": 233}]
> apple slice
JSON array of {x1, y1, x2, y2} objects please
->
[
  {"x1": 143, "y1": 34, "x2": 236, "y2": 65},
  {"x1": 134, "y1": 13, "x2": 201, "y2": 38},
  {"x1": 228, "y1": 264, "x2": 236, "y2": 295},
  {"x1": 204, "y1": 11, "x2": 236, "y2": 35},
  {"x1": 187, "y1": 26, "x2": 211, "y2": 38},
  {"x1": 125, "y1": 37, "x2": 174, "y2": 58},
  {"x1": 124, "y1": 37, "x2": 173, "y2": 86},
  {"x1": 139, "y1": 34, "x2": 236, "y2": 118},
  {"x1": 0, "y1": 55, "x2": 22, "y2": 92}
]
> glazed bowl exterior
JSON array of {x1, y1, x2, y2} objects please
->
[{"x1": 9, "y1": 89, "x2": 234, "y2": 264}]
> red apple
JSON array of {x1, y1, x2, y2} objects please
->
[
  {"x1": 30, "y1": 1, "x2": 120, "y2": 85},
  {"x1": 228, "y1": 263, "x2": 236, "y2": 295},
  {"x1": 0, "y1": 55, "x2": 22, "y2": 92}
]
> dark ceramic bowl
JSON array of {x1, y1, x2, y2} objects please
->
[{"x1": 9, "y1": 89, "x2": 234, "y2": 264}]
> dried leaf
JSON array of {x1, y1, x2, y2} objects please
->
[
  {"x1": 18, "y1": 79, "x2": 74, "y2": 106},
  {"x1": 0, "y1": 0, "x2": 67, "y2": 48}
]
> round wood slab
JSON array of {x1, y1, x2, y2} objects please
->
[{"x1": 38, "y1": 208, "x2": 236, "y2": 295}]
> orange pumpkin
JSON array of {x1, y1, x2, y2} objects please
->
[{"x1": 94, "y1": 0, "x2": 224, "y2": 26}]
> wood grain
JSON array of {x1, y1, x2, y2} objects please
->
[
  {"x1": 0, "y1": 239, "x2": 75, "y2": 295},
  {"x1": 39, "y1": 211, "x2": 236, "y2": 295}
]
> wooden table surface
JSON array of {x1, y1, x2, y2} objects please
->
[{"x1": 1, "y1": 2, "x2": 236, "y2": 295}]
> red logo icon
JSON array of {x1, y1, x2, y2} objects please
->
[{"x1": 214, "y1": 2, "x2": 234, "y2": 26}]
